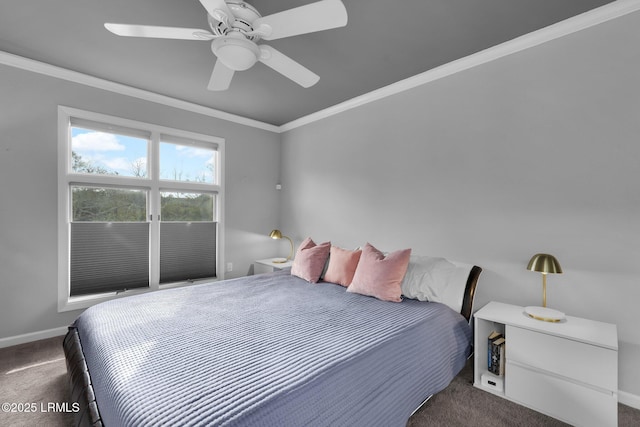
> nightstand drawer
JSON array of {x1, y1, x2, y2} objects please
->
[
  {"x1": 506, "y1": 362, "x2": 617, "y2": 427},
  {"x1": 507, "y1": 325, "x2": 617, "y2": 391}
]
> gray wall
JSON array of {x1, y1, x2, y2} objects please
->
[
  {"x1": 0, "y1": 64, "x2": 281, "y2": 339},
  {"x1": 280, "y1": 12, "x2": 640, "y2": 396}
]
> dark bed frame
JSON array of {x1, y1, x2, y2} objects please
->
[{"x1": 63, "y1": 265, "x2": 482, "y2": 427}]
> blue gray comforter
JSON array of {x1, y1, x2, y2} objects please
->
[{"x1": 75, "y1": 270, "x2": 471, "y2": 426}]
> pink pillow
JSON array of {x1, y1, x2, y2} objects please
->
[
  {"x1": 323, "y1": 246, "x2": 362, "y2": 287},
  {"x1": 291, "y1": 237, "x2": 331, "y2": 283},
  {"x1": 347, "y1": 243, "x2": 411, "y2": 302}
]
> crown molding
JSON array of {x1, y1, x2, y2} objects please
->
[
  {"x1": 280, "y1": 0, "x2": 640, "y2": 132},
  {"x1": 2, "y1": 0, "x2": 639, "y2": 135},
  {"x1": 0, "y1": 50, "x2": 280, "y2": 133}
]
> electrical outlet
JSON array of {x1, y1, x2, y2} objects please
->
[{"x1": 226, "y1": 262, "x2": 233, "y2": 272}]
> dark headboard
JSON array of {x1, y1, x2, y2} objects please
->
[{"x1": 461, "y1": 265, "x2": 482, "y2": 322}]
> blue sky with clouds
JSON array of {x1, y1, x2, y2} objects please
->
[{"x1": 71, "y1": 127, "x2": 215, "y2": 183}]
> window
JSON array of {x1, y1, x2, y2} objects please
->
[
  {"x1": 58, "y1": 107, "x2": 224, "y2": 311},
  {"x1": 159, "y1": 192, "x2": 217, "y2": 284}
]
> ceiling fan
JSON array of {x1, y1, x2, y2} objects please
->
[{"x1": 105, "y1": 0, "x2": 348, "y2": 91}]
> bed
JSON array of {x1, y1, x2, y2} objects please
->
[{"x1": 64, "y1": 257, "x2": 481, "y2": 427}]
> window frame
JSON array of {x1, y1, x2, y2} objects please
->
[{"x1": 57, "y1": 106, "x2": 225, "y2": 312}]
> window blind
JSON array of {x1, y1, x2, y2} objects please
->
[
  {"x1": 160, "y1": 222, "x2": 217, "y2": 284},
  {"x1": 160, "y1": 133, "x2": 219, "y2": 150},
  {"x1": 70, "y1": 222, "x2": 149, "y2": 296},
  {"x1": 70, "y1": 117, "x2": 151, "y2": 140}
]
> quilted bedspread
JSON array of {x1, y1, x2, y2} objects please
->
[{"x1": 74, "y1": 270, "x2": 472, "y2": 426}]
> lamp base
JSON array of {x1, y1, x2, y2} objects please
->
[
  {"x1": 272, "y1": 258, "x2": 289, "y2": 264},
  {"x1": 524, "y1": 306, "x2": 565, "y2": 322}
]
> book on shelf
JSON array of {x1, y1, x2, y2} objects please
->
[
  {"x1": 487, "y1": 331, "x2": 501, "y2": 371},
  {"x1": 488, "y1": 331, "x2": 506, "y2": 376}
]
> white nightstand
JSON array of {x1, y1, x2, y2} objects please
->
[
  {"x1": 254, "y1": 258, "x2": 293, "y2": 274},
  {"x1": 473, "y1": 301, "x2": 618, "y2": 427}
]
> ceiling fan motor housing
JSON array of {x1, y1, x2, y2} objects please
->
[{"x1": 208, "y1": 0, "x2": 262, "y2": 41}]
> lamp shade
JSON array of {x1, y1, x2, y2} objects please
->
[
  {"x1": 269, "y1": 229, "x2": 283, "y2": 239},
  {"x1": 527, "y1": 253, "x2": 562, "y2": 274}
]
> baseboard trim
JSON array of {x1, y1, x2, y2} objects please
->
[
  {"x1": 0, "y1": 326, "x2": 68, "y2": 349},
  {"x1": 620, "y1": 390, "x2": 640, "y2": 410}
]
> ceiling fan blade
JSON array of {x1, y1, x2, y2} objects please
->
[
  {"x1": 199, "y1": 0, "x2": 235, "y2": 23},
  {"x1": 254, "y1": 0, "x2": 347, "y2": 41},
  {"x1": 258, "y1": 45, "x2": 319, "y2": 88},
  {"x1": 105, "y1": 23, "x2": 213, "y2": 40},
  {"x1": 208, "y1": 59, "x2": 235, "y2": 91}
]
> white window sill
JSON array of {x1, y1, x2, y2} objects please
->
[{"x1": 58, "y1": 277, "x2": 219, "y2": 312}]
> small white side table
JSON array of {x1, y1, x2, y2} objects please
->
[
  {"x1": 254, "y1": 258, "x2": 293, "y2": 274},
  {"x1": 473, "y1": 301, "x2": 618, "y2": 427}
]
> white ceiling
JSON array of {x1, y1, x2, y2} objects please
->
[{"x1": 0, "y1": 0, "x2": 614, "y2": 126}]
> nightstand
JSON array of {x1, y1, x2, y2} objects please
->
[
  {"x1": 473, "y1": 301, "x2": 618, "y2": 427},
  {"x1": 254, "y1": 258, "x2": 293, "y2": 274}
]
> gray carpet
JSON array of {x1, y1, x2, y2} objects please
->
[
  {"x1": 0, "y1": 336, "x2": 74, "y2": 427},
  {"x1": 1, "y1": 336, "x2": 639, "y2": 426}
]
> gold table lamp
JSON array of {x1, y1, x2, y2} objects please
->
[
  {"x1": 269, "y1": 229, "x2": 294, "y2": 263},
  {"x1": 525, "y1": 253, "x2": 565, "y2": 322}
]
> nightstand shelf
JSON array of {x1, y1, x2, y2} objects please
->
[
  {"x1": 254, "y1": 258, "x2": 293, "y2": 274},
  {"x1": 474, "y1": 301, "x2": 618, "y2": 427}
]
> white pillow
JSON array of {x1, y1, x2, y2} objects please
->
[{"x1": 401, "y1": 255, "x2": 472, "y2": 314}]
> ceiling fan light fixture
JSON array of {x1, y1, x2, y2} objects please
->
[{"x1": 211, "y1": 37, "x2": 259, "y2": 71}]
